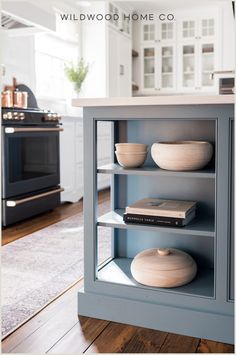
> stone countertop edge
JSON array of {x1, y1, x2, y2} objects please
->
[{"x1": 72, "y1": 95, "x2": 235, "y2": 108}]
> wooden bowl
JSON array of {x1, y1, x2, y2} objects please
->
[
  {"x1": 151, "y1": 141, "x2": 213, "y2": 171},
  {"x1": 115, "y1": 151, "x2": 147, "y2": 168},
  {"x1": 131, "y1": 248, "x2": 197, "y2": 288},
  {"x1": 115, "y1": 143, "x2": 148, "y2": 153}
]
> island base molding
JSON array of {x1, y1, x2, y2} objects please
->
[{"x1": 78, "y1": 289, "x2": 234, "y2": 344}]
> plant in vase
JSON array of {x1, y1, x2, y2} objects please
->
[{"x1": 64, "y1": 58, "x2": 89, "y2": 95}]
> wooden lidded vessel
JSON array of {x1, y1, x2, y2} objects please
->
[{"x1": 131, "y1": 248, "x2": 197, "y2": 288}]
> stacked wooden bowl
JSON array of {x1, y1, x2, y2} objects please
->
[{"x1": 115, "y1": 143, "x2": 148, "y2": 168}]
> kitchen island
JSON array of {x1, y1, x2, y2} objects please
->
[{"x1": 73, "y1": 95, "x2": 234, "y2": 344}]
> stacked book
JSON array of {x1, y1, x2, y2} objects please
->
[{"x1": 123, "y1": 198, "x2": 197, "y2": 227}]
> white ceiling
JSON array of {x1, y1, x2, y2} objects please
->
[
  {"x1": 123, "y1": 0, "x2": 232, "y2": 12},
  {"x1": 46, "y1": 0, "x2": 234, "y2": 12}
]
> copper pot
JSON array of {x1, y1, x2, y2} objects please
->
[
  {"x1": 13, "y1": 90, "x2": 28, "y2": 109},
  {"x1": 2, "y1": 90, "x2": 13, "y2": 108}
]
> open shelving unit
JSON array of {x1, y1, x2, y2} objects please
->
[
  {"x1": 78, "y1": 102, "x2": 234, "y2": 344},
  {"x1": 95, "y1": 118, "x2": 217, "y2": 301}
]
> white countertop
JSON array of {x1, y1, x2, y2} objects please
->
[{"x1": 72, "y1": 95, "x2": 234, "y2": 108}]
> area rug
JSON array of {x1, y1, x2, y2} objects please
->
[{"x1": 1, "y1": 201, "x2": 111, "y2": 338}]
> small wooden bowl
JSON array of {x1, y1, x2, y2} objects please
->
[
  {"x1": 131, "y1": 248, "x2": 197, "y2": 288},
  {"x1": 115, "y1": 143, "x2": 148, "y2": 153},
  {"x1": 115, "y1": 151, "x2": 147, "y2": 168},
  {"x1": 151, "y1": 141, "x2": 213, "y2": 171}
]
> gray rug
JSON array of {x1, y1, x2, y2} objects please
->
[{"x1": 1, "y1": 201, "x2": 111, "y2": 338}]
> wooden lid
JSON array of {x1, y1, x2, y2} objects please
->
[{"x1": 133, "y1": 248, "x2": 195, "y2": 271}]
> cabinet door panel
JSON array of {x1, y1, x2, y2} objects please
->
[
  {"x1": 161, "y1": 45, "x2": 175, "y2": 90},
  {"x1": 229, "y1": 119, "x2": 234, "y2": 300},
  {"x1": 142, "y1": 47, "x2": 156, "y2": 90},
  {"x1": 181, "y1": 44, "x2": 197, "y2": 89},
  {"x1": 199, "y1": 42, "x2": 215, "y2": 88},
  {"x1": 118, "y1": 35, "x2": 131, "y2": 96},
  {"x1": 181, "y1": 19, "x2": 196, "y2": 40},
  {"x1": 161, "y1": 22, "x2": 174, "y2": 41},
  {"x1": 201, "y1": 18, "x2": 215, "y2": 38},
  {"x1": 142, "y1": 23, "x2": 155, "y2": 42}
]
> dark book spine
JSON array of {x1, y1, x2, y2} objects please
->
[{"x1": 123, "y1": 213, "x2": 184, "y2": 227}]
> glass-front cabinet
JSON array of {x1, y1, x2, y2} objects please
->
[
  {"x1": 143, "y1": 23, "x2": 155, "y2": 42},
  {"x1": 181, "y1": 44, "x2": 197, "y2": 89},
  {"x1": 108, "y1": 2, "x2": 131, "y2": 37},
  {"x1": 140, "y1": 14, "x2": 218, "y2": 94},
  {"x1": 161, "y1": 45, "x2": 175, "y2": 89},
  {"x1": 141, "y1": 21, "x2": 176, "y2": 92},
  {"x1": 178, "y1": 16, "x2": 217, "y2": 92},
  {"x1": 143, "y1": 47, "x2": 156, "y2": 90},
  {"x1": 200, "y1": 42, "x2": 215, "y2": 87}
]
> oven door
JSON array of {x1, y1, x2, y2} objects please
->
[{"x1": 2, "y1": 126, "x2": 63, "y2": 198}]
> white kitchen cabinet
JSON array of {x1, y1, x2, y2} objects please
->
[
  {"x1": 178, "y1": 15, "x2": 218, "y2": 92},
  {"x1": 108, "y1": 2, "x2": 131, "y2": 37},
  {"x1": 60, "y1": 116, "x2": 111, "y2": 203},
  {"x1": 81, "y1": 1, "x2": 132, "y2": 98},
  {"x1": 138, "y1": 12, "x2": 219, "y2": 94},
  {"x1": 141, "y1": 46, "x2": 156, "y2": 91},
  {"x1": 108, "y1": 26, "x2": 131, "y2": 97},
  {"x1": 140, "y1": 21, "x2": 177, "y2": 93}
]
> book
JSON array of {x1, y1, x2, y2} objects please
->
[
  {"x1": 125, "y1": 198, "x2": 196, "y2": 219},
  {"x1": 123, "y1": 210, "x2": 196, "y2": 227}
]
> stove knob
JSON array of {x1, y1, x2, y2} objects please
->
[
  {"x1": 3, "y1": 113, "x2": 8, "y2": 120},
  {"x1": 19, "y1": 113, "x2": 25, "y2": 120},
  {"x1": 47, "y1": 113, "x2": 53, "y2": 121},
  {"x1": 13, "y1": 112, "x2": 19, "y2": 120},
  {"x1": 53, "y1": 113, "x2": 58, "y2": 121},
  {"x1": 7, "y1": 112, "x2": 13, "y2": 119},
  {"x1": 56, "y1": 113, "x2": 61, "y2": 120}
]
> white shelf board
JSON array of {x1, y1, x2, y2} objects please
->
[{"x1": 97, "y1": 163, "x2": 216, "y2": 179}]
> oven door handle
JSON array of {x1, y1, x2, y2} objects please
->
[
  {"x1": 5, "y1": 127, "x2": 64, "y2": 134},
  {"x1": 6, "y1": 187, "x2": 64, "y2": 207}
]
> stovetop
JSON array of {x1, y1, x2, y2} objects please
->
[{"x1": 1, "y1": 107, "x2": 61, "y2": 125}]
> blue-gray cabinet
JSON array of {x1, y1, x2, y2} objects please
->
[{"x1": 78, "y1": 101, "x2": 234, "y2": 344}]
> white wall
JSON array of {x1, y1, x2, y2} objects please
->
[
  {"x1": 221, "y1": 2, "x2": 235, "y2": 70},
  {"x1": 1, "y1": 31, "x2": 36, "y2": 92},
  {"x1": 80, "y1": 2, "x2": 108, "y2": 98}
]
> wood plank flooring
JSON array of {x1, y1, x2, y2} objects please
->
[{"x1": 2, "y1": 189, "x2": 234, "y2": 353}]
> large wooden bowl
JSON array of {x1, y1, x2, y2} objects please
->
[
  {"x1": 151, "y1": 141, "x2": 213, "y2": 171},
  {"x1": 131, "y1": 248, "x2": 197, "y2": 288}
]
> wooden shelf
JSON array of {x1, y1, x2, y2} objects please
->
[
  {"x1": 132, "y1": 84, "x2": 139, "y2": 91},
  {"x1": 97, "y1": 163, "x2": 215, "y2": 179},
  {"x1": 97, "y1": 258, "x2": 214, "y2": 298},
  {"x1": 97, "y1": 209, "x2": 215, "y2": 237},
  {"x1": 132, "y1": 49, "x2": 139, "y2": 57}
]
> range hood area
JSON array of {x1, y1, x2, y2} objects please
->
[{"x1": 1, "y1": 0, "x2": 56, "y2": 34}]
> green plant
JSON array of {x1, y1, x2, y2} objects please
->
[{"x1": 64, "y1": 58, "x2": 89, "y2": 93}]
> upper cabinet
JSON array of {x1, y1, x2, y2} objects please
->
[
  {"x1": 108, "y1": 2, "x2": 131, "y2": 37},
  {"x1": 141, "y1": 21, "x2": 177, "y2": 93},
  {"x1": 178, "y1": 16, "x2": 217, "y2": 92},
  {"x1": 137, "y1": 11, "x2": 220, "y2": 95},
  {"x1": 107, "y1": 2, "x2": 132, "y2": 97}
]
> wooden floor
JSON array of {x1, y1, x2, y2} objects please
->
[{"x1": 2, "y1": 190, "x2": 234, "y2": 353}]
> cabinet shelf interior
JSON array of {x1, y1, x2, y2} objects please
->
[{"x1": 97, "y1": 258, "x2": 214, "y2": 298}]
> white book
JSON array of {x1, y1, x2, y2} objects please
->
[{"x1": 125, "y1": 198, "x2": 197, "y2": 219}]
